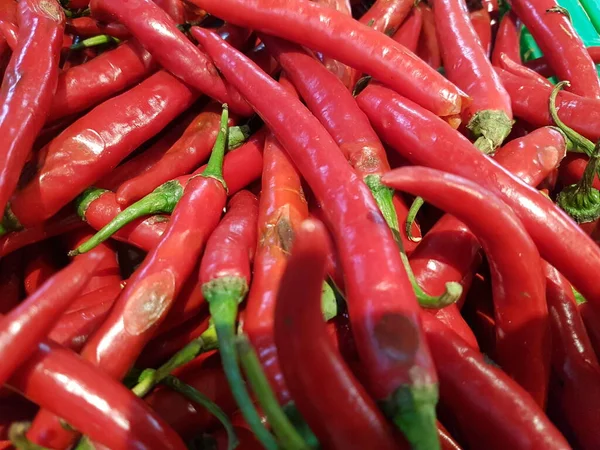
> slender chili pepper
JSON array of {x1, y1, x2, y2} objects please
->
[
  {"x1": 525, "y1": 46, "x2": 600, "y2": 77},
  {"x1": 8, "y1": 338, "x2": 186, "y2": 450},
  {"x1": 416, "y1": 4, "x2": 441, "y2": 69},
  {"x1": 66, "y1": 16, "x2": 130, "y2": 38},
  {"x1": 157, "y1": 268, "x2": 206, "y2": 334},
  {"x1": 89, "y1": 0, "x2": 252, "y2": 116},
  {"x1": 0, "y1": 18, "x2": 17, "y2": 49},
  {"x1": 497, "y1": 52, "x2": 553, "y2": 88},
  {"x1": 66, "y1": 281, "x2": 124, "y2": 313},
  {"x1": 436, "y1": 422, "x2": 461, "y2": 450},
  {"x1": 433, "y1": 0, "x2": 512, "y2": 154},
  {"x1": 383, "y1": 166, "x2": 550, "y2": 405},
  {"x1": 275, "y1": 219, "x2": 400, "y2": 449},
  {"x1": 23, "y1": 246, "x2": 60, "y2": 297},
  {"x1": 71, "y1": 129, "x2": 266, "y2": 254},
  {"x1": 358, "y1": 82, "x2": 600, "y2": 308},
  {"x1": 358, "y1": 0, "x2": 412, "y2": 36},
  {"x1": 152, "y1": 0, "x2": 185, "y2": 21},
  {"x1": 559, "y1": 153, "x2": 600, "y2": 192},
  {"x1": 0, "y1": 0, "x2": 65, "y2": 220},
  {"x1": 263, "y1": 35, "x2": 459, "y2": 305},
  {"x1": 469, "y1": 8, "x2": 492, "y2": 57},
  {"x1": 491, "y1": 12, "x2": 520, "y2": 66},
  {"x1": 420, "y1": 313, "x2": 569, "y2": 449},
  {"x1": 509, "y1": 0, "x2": 600, "y2": 98},
  {"x1": 544, "y1": 261, "x2": 600, "y2": 450},
  {"x1": 0, "y1": 251, "x2": 24, "y2": 314},
  {"x1": 188, "y1": 0, "x2": 467, "y2": 120},
  {"x1": 116, "y1": 102, "x2": 244, "y2": 205},
  {"x1": 194, "y1": 29, "x2": 439, "y2": 449},
  {"x1": 0, "y1": 252, "x2": 101, "y2": 386},
  {"x1": 391, "y1": 7, "x2": 423, "y2": 52}
]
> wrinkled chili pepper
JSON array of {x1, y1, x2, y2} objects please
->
[
  {"x1": 358, "y1": 83, "x2": 600, "y2": 309},
  {"x1": 510, "y1": 0, "x2": 600, "y2": 98},
  {"x1": 0, "y1": 0, "x2": 65, "y2": 219},
  {"x1": 392, "y1": 7, "x2": 423, "y2": 52},
  {"x1": 491, "y1": 12, "x2": 520, "y2": 66},
  {"x1": 194, "y1": 29, "x2": 439, "y2": 449},
  {"x1": 188, "y1": 0, "x2": 468, "y2": 120},
  {"x1": 433, "y1": 0, "x2": 512, "y2": 154},
  {"x1": 275, "y1": 219, "x2": 400, "y2": 449}
]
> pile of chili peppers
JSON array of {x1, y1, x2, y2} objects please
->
[{"x1": 2, "y1": 0, "x2": 600, "y2": 448}]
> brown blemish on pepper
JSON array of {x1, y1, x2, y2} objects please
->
[
  {"x1": 373, "y1": 313, "x2": 419, "y2": 363},
  {"x1": 39, "y1": 0, "x2": 64, "y2": 22}
]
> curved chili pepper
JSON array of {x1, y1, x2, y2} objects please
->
[
  {"x1": 66, "y1": 16, "x2": 131, "y2": 39},
  {"x1": 8, "y1": 338, "x2": 186, "y2": 450},
  {"x1": 151, "y1": 0, "x2": 185, "y2": 22},
  {"x1": 469, "y1": 8, "x2": 492, "y2": 57},
  {"x1": 48, "y1": 39, "x2": 156, "y2": 123},
  {"x1": 558, "y1": 153, "x2": 600, "y2": 192},
  {"x1": 383, "y1": 166, "x2": 550, "y2": 405},
  {"x1": 275, "y1": 219, "x2": 400, "y2": 449},
  {"x1": 358, "y1": 0, "x2": 412, "y2": 36},
  {"x1": 1, "y1": 71, "x2": 197, "y2": 233},
  {"x1": 544, "y1": 261, "x2": 600, "y2": 449},
  {"x1": 433, "y1": 0, "x2": 512, "y2": 154},
  {"x1": 89, "y1": 0, "x2": 252, "y2": 116},
  {"x1": 189, "y1": 0, "x2": 467, "y2": 120},
  {"x1": 416, "y1": 4, "x2": 441, "y2": 69},
  {"x1": 0, "y1": 18, "x2": 17, "y2": 50},
  {"x1": 0, "y1": 251, "x2": 24, "y2": 314},
  {"x1": 392, "y1": 7, "x2": 423, "y2": 52},
  {"x1": 510, "y1": 0, "x2": 600, "y2": 98},
  {"x1": 0, "y1": 0, "x2": 65, "y2": 220},
  {"x1": 420, "y1": 313, "x2": 569, "y2": 449},
  {"x1": 116, "y1": 102, "x2": 241, "y2": 205},
  {"x1": 491, "y1": 12, "x2": 520, "y2": 66},
  {"x1": 496, "y1": 52, "x2": 553, "y2": 88},
  {"x1": 23, "y1": 247, "x2": 60, "y2": 297},
  {"x1": 194, "y1": 29, "x2": 439, "y2": 449},
  {"x1": 358, "y1": 82, "x2": 600, "y2": 309},
  {"x1": 0, "y1": 252, "x2": 102, "y2": 386},
  {"x1": 525, "y1": 46, "x2": 600, "y2": 78}
]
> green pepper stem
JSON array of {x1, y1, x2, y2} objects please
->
[
  {"x1": 365, "y1": 175, "x2": 462, "y2": 308},
  {"x1": 69, "y1": 180, "x2": 184, "y2": 256},
  {"x1": 406, "y1": 196, "x2": 424, "y2": 243},
  {"x1": 321, "y1": 280, "x2": 338, "y2": 321},
  {"x1": 9, "y1": 422, "x2": 51, "y2": 450},
  {"x1": 237, "y1": 334, "x2": 309, "y2": 450},
  {"x1": 228, "y1": 125, "x2": 251, "y2": 150},
  {"x1": 70, "y1": 35, "x2": 121, "y2": 50},
  {"x1": 467, "y1": 110, "x2": 514, "y2": 155},
  {"x1": 0, "y1": 203, "x2": 23, "y2": 236},
  {"x1": 201, "y1": 104, "x2": 229, "y2": 190}
]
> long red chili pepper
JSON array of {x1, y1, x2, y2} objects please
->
[
  {"x1": 433, "y1": 0, "x2": 512, "y2": 154},
  {"x1": 0, "y1": 0, "x2": 65, "y2": 219},
  {"x1": 420, "y1": 313, "x2": 569, "y2": 449},
  {"x1": 0, "y1": 18, "x2": 17, "y2": 50},
  {"x1": 0, "y1": 70, "x2": 197, "y2": 233},
  {"x1": 543, "y1": 261, "x2": 600, "y2": 449},
  {"x1": 0, "y1": 252, "x2": 101, "y2": 386},
  {"x1": 189, "y1": 0, "x2": 467, "y2": 120},
  {"x1": 90, "y1": 0, "x2": 252, "y2": 116},
  {"x1": 8, "y1": 338, "x2": 186, "y2": 450},
  {"x1": 470, "y1": 8, "x2": 492, "y2": 57},
  {"x1": 496, "y1": 52, "x2": 553, "y2": 88},
  {"x1": 491, "y1": 12, "x2": 520, "y2": 66},
  {"x1": 383, "y1": 166, "x2": 550, "y2": 405},
  {"x1": 116, "y1": 102, "x2": 241, "y2": 205},
  {"x1": 275, "y1": 219, "x2": 400, "y2": 449},
  {"x1": 416, "y1": 4, "x2": 441, "y2": 69},
  {"x1": 496, "y1": 67, "x2": 600, "y2": 142},
  {"x1": 66, "y1": 16, "x2": 131, "y2": 39},
  {"x1": 392, "y1": 7, "x2": 423, "y2": 52},
  {"x1": 558, "y1": 153, "x2": 600, "y2": 192},
  {"x1": 194, "y1": 29, "x2": 438, "y2": 448},
  {"x1": 358, "y1": 0, "x2": 412, "y2": 36},
  {"x1": 509, "y1": 0, "x2": 600, "y2": 98},
  {"x1": 357, "y1": 82, "x2": 600, "y2": 308},
  {"x1": 525, "y1": 46, "x2": 600, "y2": 78}
]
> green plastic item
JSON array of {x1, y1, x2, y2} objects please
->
[{"x1": 579, "y1": 0, "x2": 600, "y2": 35}]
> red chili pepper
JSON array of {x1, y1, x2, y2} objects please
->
[
  {"x1": 580, "y1": 301, "x2": 600, "y2": 360},
  {"x1": 420, "y1": 313, "x2": 569, "y2": 449},
  {"x1": 525, "y1": 46, "x2": 600, "y2": 78},
  {"x1": 0, "y1": 0, "x2": 65, "y2": 220},
  {"x1": 416, "y1": 4, "x2": 441, "y2": 69},
  {"x1": 8, "y1": 338, "x2": 186, "y2": 450},
  {"x1": 275, "y1": 219, "x2": 400, "y2": 449},
  {"x1": 0, "y1": 18, "x2": 17, "y2": 49},
  {"x1": 193, "y1": 29, "x2": 438, "y2": 448},
  {"x1": 544, "y1": 261, "x2": 600, "y2": 449},
  {"x1": 48, "y1": 39, "x2": 156, "y2": 123},
  {"x1": 116, "y1": 102, "x2": 239, "y2": 205},
  {"x1": 158, "y1": 268, "x2": 206, "y2": 334},
  {"x1": 66, "y1": 281, "x2": 124, "y2": 313},
  {"x1": 383, "y1": 166, "x2": 550, "y2": 405},
  {"x1": 496, "y1": 67, "x2": 600, "y2": 142},
  {"x1": 433, "y1": 0, "x2": 512, "y2": 154},
  {"x1": 66, "y1": 16, "x2": 131, "y2": 39},
  {"x1": 89, "y1": 0, "x2": 253, "y2": 116},
  {"x1": 559, "y1": 153, "x2": 600, "y2": 192},
  {"x1": 189, "y1": 0, "x2": 467, "y2": 120},
  {"x1": 436, "y1": 422, "x2": 461, "y2": 450},
  {"x1": 469, "y1": 8, "x2": 492, "y2": 57},
  {"x1": 23, "y1": 246, "x2": 60, "y2": 297},
  {"x1": 0, "y1": 252, "x2": 102, "y2": 386},
  {"x1": 0, "y1": 251, "x2": 24, "y2": 314},
  {"x1": 510, "y1": 0, "x2": 600, "y2": 98},
  {"x1": 358, "y1": 83, "x2": 600, "y2": 310},
  {"x1": 391, "y1": 7, "x2": 423, "y2": 52},
  {"x1": 151, "y1": 0, "x2": 185, "y2": 22},
  {"x1": 491, "y1": 12, "x2": 520, "y2": 66},
  {"x1": 2, "y1": 70, "x2": 197, "y2": 231},
  {"x1": 496, "y1": 52, "x2": 553, "y2": 88},
  {"x1": 358, "y1": 0, "x2": 412, "y2": 36}
]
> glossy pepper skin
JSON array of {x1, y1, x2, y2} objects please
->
[
  {"x1": 90, "y1": 0, "x2": 253, "y2": 116},
  {"x1": 193, "y1": 29, "x2": 438, "y2": 449},
  {"x1": 392, "y1": 7, "x2": 423, "y2": 52},
  {"x1": 417, "y1": 4, "x2": 441, "y2": 69},
  {"x1": 470, "y1": 8, "x2": 492, "y2": 57},
  {"x1": 358, "y1": 0, "x2": 412, "y2": 36},
  {"x1": 66, "y1": 16, "x2": 131, "y2": 39},
  {"x1": 357, "y1": 83, "x2": 600, "y2": 309},
  {"x1": 275, "y1": 219, "x2": 401, "y2": 449},
  {"x1": 188, "y1": 0, "x2": 467, "y2": 120},
  {"x1": 0, "y1": 0, "x2": 65, "y2": 218},
  {"x1": 525, "y1": 46, "x2": 600, "y2": 77},
  {"x1": 8, "y1": 338, "x2": 186, "y2": 450},
  {"x1": 420, "y1": 313, "x2": 570, "y2": 450},
  {"x1": 491, "y1": 13, "x2": 520, "y2": 66},
  {"x1": 509, "y1": 0, "x2": 600, "y2": 98}
]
